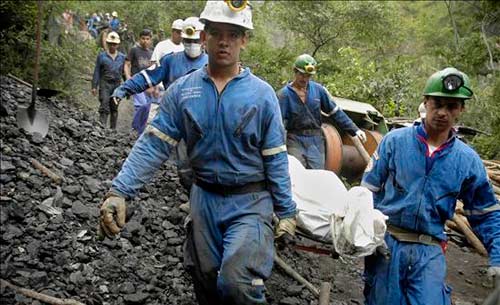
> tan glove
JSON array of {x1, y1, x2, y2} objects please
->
[
  {"x1": 275, "y1": 217, "x2": 297, "y2": 250},
  {"x1": 355, "y1": 130, "x2": 367, "y2": 143},
  {"x1": 488, "y1": 266, "x2": 500, "y2": 288},
  {"x1": 275, "y1": 217, "x2": 296, "y2": 239},
  {"x1": 98, "y1": 193, "x2": 126, "y2": 239}
]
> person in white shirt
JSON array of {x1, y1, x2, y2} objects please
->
[{"x1": 150, "y1": 19, "x2": 185, "y2": 65}]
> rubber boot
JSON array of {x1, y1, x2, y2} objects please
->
[
  {"x1": 99, "y1": 113, "x2": 108, "y2": 127},
  {"x1": 110, "y1": 111, "x2": 118, "y2": 129}
]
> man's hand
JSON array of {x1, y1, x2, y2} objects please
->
[
  {"x1": 98, "y1": 193, "x2": 126, "y2": 239},
  {"x1": 355, "y1": 130, "x2": 367, "y2": 143},
  {"x1": 488, "y1": 266, "x2": 500, "y2": 281},
  {"x1": 275, "y1": 217, "x2": 297, "y2": 250},
  {"x1": 91, "y1": 88, "x2": 97, "y2": 96},
  {"x1": 111, "y1": 86, "x2": 127, "y2": 105},
  {"x1": 488, "y1": 266, "x2": 500, "y2": 289},
  {"x1": 111, "y1": 96, "x2": 121, "y2": 106},
  {"x1": 488, "y1": 266, "x2": 500, "y2": 277}
]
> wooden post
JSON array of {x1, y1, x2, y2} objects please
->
[
  {"x1": 318, "y1": 282, "x2": 331, "y2": 305},
  {"x1": 452, "y1": 214, "x2": 488, "y2": 256}
]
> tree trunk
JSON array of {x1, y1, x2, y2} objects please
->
[
  {"x1": 481, "y1": 18, "x2": 495, "y2": 71},
  {"x1": 445, "y1": 1, "x2": 460, "y2": 51}
]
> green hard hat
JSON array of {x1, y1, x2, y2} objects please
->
[
  {"x1": 294, "y1": 54, "x2": 317, "y2": 75},
  {"x1": 423, "y1": 67, "x2": 473, "y2": 99}
]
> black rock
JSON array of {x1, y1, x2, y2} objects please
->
[
  {"x1": 124, "y1": 292, "x2": 149, "y2": 304},
  {"x1": 63, "y1": 184, "x2": 81, "y2": 196},
  {"x1": 279, "y1": 297, "x2": 301, "y2": 305},
  {"x1": 71, "y1": 201, "x2": 90, "y2": 219}
]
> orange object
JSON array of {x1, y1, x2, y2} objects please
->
[{"x1": 321, "y1": 124, "x2": 343, "y2": 174}]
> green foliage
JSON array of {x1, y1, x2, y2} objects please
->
[
  {"x1": 0, "y1": 0, "x2": 498, "y2": 157},
  {"x1": 0, "y1": 1, "x2": 37, "y2": 81}
]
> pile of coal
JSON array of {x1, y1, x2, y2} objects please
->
[{"x1": 0, "y1": 75, "x2": 363, "y2": 305}]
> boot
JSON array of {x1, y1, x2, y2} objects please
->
[
  {"x1": 110, "y1": 111, "x2": 118, "y2": 129},
  {"x1": 99, "y1": 113, "x2": 108, "y2": 127}
]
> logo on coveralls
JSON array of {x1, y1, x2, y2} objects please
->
[{"x1": 180, "y1": 86, "x2": 203, "y2": 102}]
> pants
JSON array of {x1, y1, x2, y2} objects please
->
[
  {"x1": 183, "y1": 184, "x2": 274, "y2": 305},
  {"x1": 132, "y1": 103, "x2": 151, "y2": 134},
  {"x1": 363, "y1": 234, "x2": 451, "y2": 305},
  {"x1": 98, "y1": 80, "x2": 120, "y2": 115},
  {"x1": 286, "y1": 133, "x2": 325, "y2": 169}
]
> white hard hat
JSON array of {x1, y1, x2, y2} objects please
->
[
  {"x1": 111, "y1": 11, "x2": 118, "y2": 17},
  {"x1": 200, "y1": 0, "x2": 253, "y2": 30},
  {"x1": 172, "y1": 19, "x2": 184, "y2": 30},
  {"x1": 418, "y1": 102, "x2": 426, "y2": 119},
  {"x1": 106, "y1": 31, "x2": 121, "y2": 44},
  {"x1": 182, "y1": 17, "x2": 204, "y2": 39}
]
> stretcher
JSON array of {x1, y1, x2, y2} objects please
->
[{"x1": 288, "y1": 155, "x2": 388, "y2": 258}]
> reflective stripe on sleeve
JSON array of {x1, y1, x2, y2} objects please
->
[
  {"x1": 145, "y1": 125, "x2": 178, "y2": 146},
  {"x1": 463, "y1": 203, "x2": 500, "y2": 216},
  {"x1": 326, "y1": 105, "x2": 340, "y2": 116},
  {"x1": 140, "y1": 70, "x2": 153, "y2": 88},
  {"x1": 361, "y1": 181, "x2": 380, "y2": 192},
  {"x1": 261, "y1": 145, "x2": 287, "y2": 156}
]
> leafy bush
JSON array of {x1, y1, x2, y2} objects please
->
[{"x1": 1, "y1": 1, "x2": 498, "y2": 157}]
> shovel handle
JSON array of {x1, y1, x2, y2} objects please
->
[
  {"x1": 351, "y1": 135, "x2": 371, "y2": 164},
  {"x1": 31, "y1": 0, "x2": 43, "y2": 106}
]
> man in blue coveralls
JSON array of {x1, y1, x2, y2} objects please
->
[
  {"x1": 111, "y1": 16, "x2": 207, "y2": 119},
  {"x1": 112, "y1": 16, "x2": 208, "y2": 190},
  {"x1": 277, "y1": 54, "x2": 367, "y2": 169},
  {"x1": 361, "y1": 67, "x2": 500, "y2": 305},
  {"x1": 98, "y1": 1, "x2": 297, "y2": 304},
  {"x1": 91, "y1": 31, "x2": 126, "y2": 129}
]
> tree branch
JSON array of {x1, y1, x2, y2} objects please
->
[{"x1": 1, "y1": 279, "x2": 85, "y2": 305}]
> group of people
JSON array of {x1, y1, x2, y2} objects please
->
[
  {"x1": 91, "y1": 14, "x2": 207, "y2": 135},
  {"x1": 86, "y1": 11, "x2": 121, "y2": 39},
  {"x1": 95, "y1": 1, "x2": 500, "y2": 305}
]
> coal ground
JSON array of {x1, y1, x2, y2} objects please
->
[{"x1": 0, "y1": 75, "x2": 495, "y2": 304}]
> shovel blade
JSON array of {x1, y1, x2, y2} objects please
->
[{"x1": 16, "y1": 104, "x2": 49, "y2": 137}]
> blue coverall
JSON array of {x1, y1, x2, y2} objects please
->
[
  {"x1": 91, "y1": 51, "x2": 126, "y2": 116},
  {"x1": 361, "y1": 123, "x2": 500, "y2": 305},
  {"x1": 113, "y1": 51, "x2": 208, "y2": 99},
  {"x1": 112, "y1": 50, "x2": 209, "y2": 189},
  {"x1": 277, "y1": 81, "x2": 359, "y2": 169},
  {"x1": 111, "y1": 67, "x2": 296, "y2": 305},
  {"x1": 109, "y1": 18, "x2": 120, "y2": 32}
]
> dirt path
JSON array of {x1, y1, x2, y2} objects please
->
[{"x1": 268, "y1": 238, "x2": 492, "y2": 304}]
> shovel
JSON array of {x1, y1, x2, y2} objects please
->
[{"x1": 16, "y1": 0, "x2": 49, "y2": 137}]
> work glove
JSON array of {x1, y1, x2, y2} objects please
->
[
  {"x1": 355, "y1": 129, "x2": 367, "y2": 143},
  {"x1": 98, "y1": 192, "x2": 127, "y2": 239},
  {"x1": 488, "y1": 266, "x2": 500, "y2": 287},
  {"x1": 275, "y1": 217, "x2": 297, "y2": 250},
  {"x1": 111, "y1": 86, "x2": 127, "y2": 105}
]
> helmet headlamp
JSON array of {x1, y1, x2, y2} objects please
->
[
  {"x1": 304, "y1": 64, "x2": 316, "y2": 74},
  {"x1": 441, "y1": 73, "x2": 473, "y2": 96},
  {"x1": 442, "y1": 74, "x2": 463, "y2": 91},
  {"x1": 225, "y1": 0, "x2": 248, "y2": 12},
  {"x1": 184, "y1": 26, "x2": 196, "y2": 37}
]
